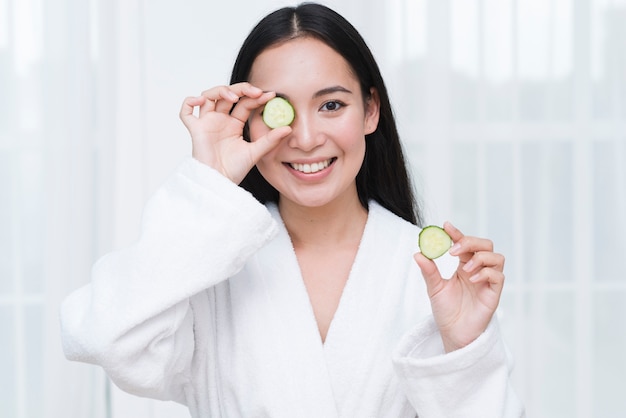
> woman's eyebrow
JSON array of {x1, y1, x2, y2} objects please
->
[
  {"x1": 265, "y1": 86, "x2": 353, "y2": 101},
  {"x1": 312, "y1": 85, "x2": 352, "y2": 98}
]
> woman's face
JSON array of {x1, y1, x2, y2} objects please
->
[{"x1": 247, "y1": 37, "x2": 379, "y2": 210}]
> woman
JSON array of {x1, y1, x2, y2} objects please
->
[{"x1": 61, "y1": 3, "x2": 524, "y2": 417}]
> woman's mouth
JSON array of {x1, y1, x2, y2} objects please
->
[{"x1": 288, "y1": 158, "x2": 335, "y2": 174}]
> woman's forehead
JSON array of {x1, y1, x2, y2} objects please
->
[{"x1": 248, "y1": 37, "x2": 358, "y2": 89}]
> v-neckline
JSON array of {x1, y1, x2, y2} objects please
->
[{"x1": 267, "y1": 203, "x2": 374, "y2": 348}]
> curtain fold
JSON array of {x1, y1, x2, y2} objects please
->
[
  {"x1": 1, "y1": 0, "x2": 111, "y2": 416},
  {"x1": 41, "y1": 0, "x2": 110, "y2": 416}
]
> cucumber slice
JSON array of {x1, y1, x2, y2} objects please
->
[
  {"x1": 418, "y1": 225, "x2": 452, "y2": 260},
  {"x1": 262, "y1": 97, "x2": 295, "y2": 128}
]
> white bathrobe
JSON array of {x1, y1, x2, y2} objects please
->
[{"x1": 61, "y1": 158, "x2": 524, "y2": 418}]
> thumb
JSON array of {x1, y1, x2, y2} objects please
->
[
  {"x1": 248, "y1": 126, "x2": 292, "y2": 163},
  {"x1": 414, "y1": 252, "x2": 444, "y2": 296}
]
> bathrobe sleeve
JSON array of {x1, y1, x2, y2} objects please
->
[
  {"x1": 60, "y1": 157, "x2": 278, "y2": 402},
  {"x1": 393, "y1": 316, "x2": 525, "y2": 418}
]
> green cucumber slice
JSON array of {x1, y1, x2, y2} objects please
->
[
  {"x1": 262, "y1": 97, "x2": 295, "y2": 128},
  {"x1": 418, "y1": 225, "x2": 452, "y2": 260}
]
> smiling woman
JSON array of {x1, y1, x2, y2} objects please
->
[
  {"x1": 59, "y1": 3, "x2": 524, "y2": 418},
  {"x1": 246, "y1": 36, "x2": 381, "y2": 341},
  {"x1": 247, "y1": 37, "x2": 376, "y2": 212},
  {"x1": 4, "y1": 0, "x2": 624, "y2": 417}
]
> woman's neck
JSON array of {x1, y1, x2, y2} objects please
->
[{"x1": 278, "y1": 194, "x2": 368, "y2": 250}]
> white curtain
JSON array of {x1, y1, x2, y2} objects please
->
[{"x1": 2, "y1": 0, "x2": 624, "y2": 417}]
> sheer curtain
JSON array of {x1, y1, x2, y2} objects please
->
[
  {"x1": 2, "y1": 0, "x2": 624, "y2": 417},
  {"x1": 389, "y1": 1, "x2": 625, "y2": 417}
]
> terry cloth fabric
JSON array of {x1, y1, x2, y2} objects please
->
[{"x1": 61, "y1": 157, "x2": 525, "y2": 418}]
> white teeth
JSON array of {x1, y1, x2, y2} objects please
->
[{"x1": 290, "y1": 159, "x2": 331, "y2": 173}]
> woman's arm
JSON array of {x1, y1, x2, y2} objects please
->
[
  {"x1": 393, "y1": 315, "x2": 525, "y2": 417},
  {"x1": 397, "y1": 221, "x2": 524, "y2": 416},
  {"x1": 60, "y1": 157, "x2": 277, "y2": 401}
]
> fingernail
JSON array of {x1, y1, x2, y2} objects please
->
[
  {"x1": 445, "y1": 220, "x2": 457, "y2": 229},
  {"x1": 227, "y1": 91, "x2": 239, "y2": 101},
  {"x1": 469, "y1": 273, "x2": 480, "y2": 282},
  {"x1": 463, "y1": 260, "x2": 474, "y2": 272},
  {"x1": 450, "y1": 243, "x2": 461, "y2": 255}
]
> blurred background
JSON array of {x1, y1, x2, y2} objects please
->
[{"x1": 1, "y1": 0, "x2": 625, "y2": 416}]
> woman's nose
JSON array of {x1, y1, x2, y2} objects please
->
[{"x1": 287, "y1": 113, "x2": 326, "y2": 151}]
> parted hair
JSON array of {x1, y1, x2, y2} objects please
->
[{"x1": 230, "y1": 2, "x2": 422, "y2": 226}]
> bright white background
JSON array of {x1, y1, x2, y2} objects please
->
[{"x1": 2, "y1": 0, "x2": 625, "y2": 417}]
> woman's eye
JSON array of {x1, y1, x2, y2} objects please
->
[{"x1": 321, "y1": 101, "x2": 343, "y2": 112}]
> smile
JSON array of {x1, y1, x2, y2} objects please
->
[{"x1": 289, "y1": 158, "x2": 335, "y2": 174}]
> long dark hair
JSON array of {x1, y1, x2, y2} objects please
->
[{"x1": 231, "y1": 2, "x2": 422, "y2": 226}]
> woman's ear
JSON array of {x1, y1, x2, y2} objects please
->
[{"x1": 364, "y1": 87, "x2": 381, "y2": 135}]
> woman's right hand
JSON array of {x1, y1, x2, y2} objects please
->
[{"x1": 179, "y1": 82, "x2": 292, "y2": 184}]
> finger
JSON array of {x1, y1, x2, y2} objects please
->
[
  {"x1": 413, "y1": 252, "x2": 445, "y2": 297},
  {"x1": 446, "y1": 221, "x2": 494, "y2": 257},
  {"x1": 202, "y1": 82, "x2": 263, "y2": 113},
  {"x1": 215, "y1": 86, "x2": 248, "y2": 113},
  {"x1": 247, "y1": 126, "x2": 292, "y2": 163},
  {"x1": 449, "y1": 236, "x2": 494, "y2": 258},
  {"x1": 215, "y1": 98, "x2": 237, "y2": 114},
  {"x1": 217, "y1": 84, "x2": 269, "y2": 116},
  {"x1": 179, "y1": 96, "x2": 207, "y2": 125},
  {"x1": 461, "y1": 251, "x2": 506, "y2": 274},
  {"x1": 468, "y1": 267, "x2": 505, "y2": 292},
  {"x1": 230, "y1": 91, "x2": 276, "y2": 124},
  {"x1": 443, "y1": 221, "x2": 465, "y2": 243},
  {"x1": 445, "y1": 222, "x2": 492, "y2": 251},
  {"x1": 200, "y1": 86, "x2": 238, "y2": 116},
  {"x1": 199, "y1": 87, "x2": 232, "y2": 116},
  {"x1": 226, "y1": 82, "x2": 265, "y2": 99}
]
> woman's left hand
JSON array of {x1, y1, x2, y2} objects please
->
[{"x1": 414, "y1": 222, "x2": 505, "y2": 353}]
